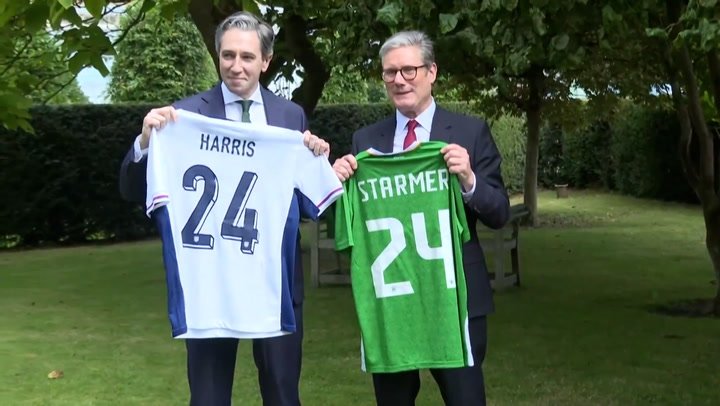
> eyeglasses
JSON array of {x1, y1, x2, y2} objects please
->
[{"x1": 381, "y1": 65, "x2": 428, "y2": 83}]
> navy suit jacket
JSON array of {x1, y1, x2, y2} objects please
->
[
  {"x1": 351, "y1": 106, "x2": 510, "y2": 317},
  {"x1": 119, "y1": 83, "x2": 310, "y2": 305}
]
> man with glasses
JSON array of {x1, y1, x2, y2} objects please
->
[{"x1": 332, "y1": 30, "x2": 509, "y2": 405}]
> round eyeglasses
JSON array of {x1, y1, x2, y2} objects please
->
[{"x1": 381, "y1": 65, "x2": 428, "y2": 83}]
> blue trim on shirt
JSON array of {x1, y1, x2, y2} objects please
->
[{"x1": 153, "y1": 206, "x2": 188, "y2": 337}]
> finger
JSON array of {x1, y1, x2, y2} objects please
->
[
  {"x1": 333, "y1": 166, "x2": 349, "y2": 181},
  {"x1": 345, "y1": 155, "x2": 358, "y2": 170}
]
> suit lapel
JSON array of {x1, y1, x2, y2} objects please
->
[
  {"x1": 376, "y1": 118, "x2": 396, "y2": 153},
  {"x1": 260, "y1": 87, "x2": 285, "y2": 127},
  {"x1": 199, "y1": 84, "x2": 226, "y2": 120},
  {"x1": 429, "y1": 107, "x2": 454, "y2": 144}
]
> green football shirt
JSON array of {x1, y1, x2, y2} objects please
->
[{"x1": 335, "y1": 141, "x2": 473, "y2": 373}]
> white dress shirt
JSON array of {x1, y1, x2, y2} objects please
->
[
  {"x1": 133, "y1": 82, "x2": 267, "y2": 162},
  {"x1": 393, "y1": 98, "x2": 475, "y2": 199}
]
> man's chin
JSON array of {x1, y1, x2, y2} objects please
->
[{"x1": 226, "y1": 83, "x2": 248, "y2": 96}]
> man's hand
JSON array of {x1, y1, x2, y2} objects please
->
[
  {"x1": 333, "y1": 154, "x2": 358, "y2": 182},
  {"x1": 441, "y1": 144, "x2": 475, "y2": 191},
  {"x1": 303, "y1": 131, "x2": 330, "y2": 156},
  {"x1": 140, "y1": 106, "x2": 178, "y2": 149}
]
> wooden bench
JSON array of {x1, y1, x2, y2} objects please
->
[
  {"x1": 477, "y1": 203, "x2": 530, "y2": 289},
  {"x1": 308, "y1": 203, "x2": 530, "y2": 289}
]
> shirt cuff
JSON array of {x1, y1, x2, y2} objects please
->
[
  {"x1": 133, "y1": 135, "x2": 148, "y2": 162},
  {"x1": 461, "y1": 174, "x2": 476, "y2": 202}
]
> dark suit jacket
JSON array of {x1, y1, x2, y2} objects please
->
[
  {"x1": 118, "y1": 83, "x2": 310, "y2": 305},
  {"x1": 351, "y1": 106, "x2": 510, "y2": 317}
]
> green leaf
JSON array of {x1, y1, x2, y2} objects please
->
[
  {"x1": 90, "y1": 53, "x2": 109, "y2": 76},
  {"x1": 698, "y1": 0, "x2": 718, "y2": 8},
  {"x1": 602, "y1": 5, "x2": 621, "y2": 24},
  {"x1": 159, "y1": 1, "x2": 188, "y2": 19},
  {"x1": 57, "y1": 0, "x2": 74, "y2": 9},
  {"x1": 139, "y1": 0, "x2": 157, "y2": 14},
  {"x1": 530, "y1": 7, "x2": 546, "y2": 36},
  {"x1": 645, "y1": 27, "x2": 668, "y2": 40},
  {"x1": 376, "y1": 1, "x2": 402, "y2": 27},
  {"x1": 439, "y1": 13, "x2": 459, "y2": 34},
  {"x1": 67, "y1": 51, "x2": 90, "y2": 75},
  {"x1": 550, "y1": 33, "x2": 569, "y2": 51},
  {"x1": 49, "y1": 1, "x2": 64, "y2": 28},
  {"x1": 242, "y1": 0, "x2": 261, "y2": 16},
  {"x1": 0, "y1": 91, "x2": 33, "y2": 133},
  {"x1": 25, "y1": 1, "x2": 50, "y2": 33},
  {"x1": 84, "y1": 0, "x2": 104, "y2": 18},
  {"x1": 60, "y1": 6, "x2": 83, "y2": 26},
  {"x1": 502, "y1": 0, "x2": 518, "y2": 11}
]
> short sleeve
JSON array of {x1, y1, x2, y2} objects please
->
[
  {"x1": 333, "y1": 181, "x2": 354, "y2": 251},
  {"x1": 293, "y1": 149, "x2": 343, "y2": 220},
  {"x1": 145, "y1": 128, "x2": 170, "y2": 217}
]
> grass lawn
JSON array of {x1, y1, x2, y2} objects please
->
[{"x1": 1, "y1": 190, "x2": 719, "y2": 405}]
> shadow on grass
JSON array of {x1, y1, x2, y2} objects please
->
[{"x1": 647, "y1": 297, "x2": 720, "y2": 319}]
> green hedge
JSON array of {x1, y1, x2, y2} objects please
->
[
  {"x1": 609, "y1": 105, "x2": 695, "y2": 202},
  {"x1": 563, "y1": 120, "x2": 614, "y2": 189},
  {"x1": 0, "y1": 104, "x2": 157, "y2": 247},
  {"x1": 538, "y1": 103, "x2": 696, "y2": 203},
  {"x1": 489, "y1": 114, "x2": 526, "y2": 193},
  {"x1": 1, "y1": 102, "x2": 519, "y2": 248}
]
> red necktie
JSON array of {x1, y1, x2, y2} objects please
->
[{"x1": 403, "y1": 119, "x2": 418, "y2": 150}]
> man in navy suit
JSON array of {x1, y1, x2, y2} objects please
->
[
  {"x1": 332, "y1": 30, "x2": 510, "y2": 406},
  {"x1": 119, "y1": 11, "x2": 328, "y2": 406}
]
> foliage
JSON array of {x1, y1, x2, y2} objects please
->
[
  {"x1": 488, "y1": 113, "x2": 526, "y2": 193},
  {"x1": 108, "y1": 6, "x2": 217, "y2": 104},
  {"x1": 562, "y1": 119, "x2": 614, "y2": 189},
  {"x1": 610, "y1": 103, "x2": 696, "y2": 202},
  {"x1": 0, "y1": 0, "x2": 199, "y2": 130},
  {"x1": 538, "y1": 122, "x2": 565, "y2": 187},
  {"x1": 0, "y1": 0, "x2": 121, "y2": 130},
  {"x1": 0, "y1": 104, "x2": 158, "y2": 247},
  {"x1": 9, "y1": 30, "x2": 88, "y2": 104},
  {"x1": 319, "y1": 66, "x2": 386, "y2": 104}
]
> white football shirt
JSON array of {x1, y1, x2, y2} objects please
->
[{"x1": 146, "y1": 109, "x2": 342, "y2": 339}]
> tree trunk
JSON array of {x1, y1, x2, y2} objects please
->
[
  {"x1": 522, "y1": 68, "x2": 544, "y2": 226},
  {"x1": 666, "y1": 0, "x2": 720, "y2": 315},
  {"x1": 705, "y1": 206, "x2": 720, "y2": 315},
  {"x1": 188, "y1": 0, "x2": 229, "y2": 70},
  {"x1": 282, "y1": 14, "x2": 330, "y2": 115},
  {"x1": 524, "y1": 105, "x2": 541, "y2": 226}
]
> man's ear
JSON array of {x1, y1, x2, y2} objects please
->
[
  {"x1": 429, "y1": 62, "x2": 438, "y2": 84},
  {"x1": 262, "y1": 54, "x2": 273, "y2": 72}
]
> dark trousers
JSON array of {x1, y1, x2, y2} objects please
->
[
  {"x1": 185, "y1": 304, "x2": 303, "y2": 406},
  {"x1": 372, "y1": 316, "x2": 488, "y2": 406}
]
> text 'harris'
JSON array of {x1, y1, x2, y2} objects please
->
[{"x1": 200, "y1": 133, "x2": 255, "y2": 157}]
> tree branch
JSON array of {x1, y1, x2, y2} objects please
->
[
  {"x1": 0, "y1": 32, "x2": 33, "y2": 78},
  {"x1": 282, "y1": 13, "x2": 329, "y2": 115},
  {"x1": 708, "y1": 48, "x2": 720, "y2": 120},
  {"x1": 188, "y1": 0, "x2": 240, "y2": 72},
  {"x1": 40, "y1": 73, "x2": 79, "y2": 105},
  {"x1": 661, "y1": 16, "x2": 700, "y2": 190},
  {"x1": 667, "y1": 0, "x2": 715, "y2": 200}
]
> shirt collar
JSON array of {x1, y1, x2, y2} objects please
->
[
  {"x1": 396, "y1": 98, "x2": 436, "y2": 132},
  {"x1": 221, "y1": 82, "x2": 264, "y2": 106}
]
